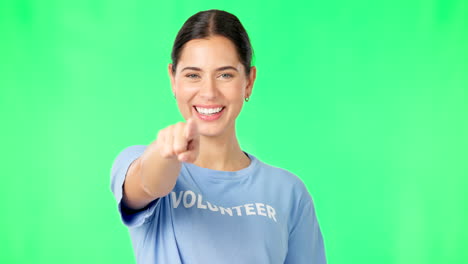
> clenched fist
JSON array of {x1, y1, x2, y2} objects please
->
[{"x1": 154, "y1": 117, "x2": 200, "y2": 163}]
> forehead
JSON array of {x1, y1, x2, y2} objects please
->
[{"x1": 178, "y1": 36, "x2": 241, "y2": 69}]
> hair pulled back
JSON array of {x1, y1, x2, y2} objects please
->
[{"x1": 171, "y1": 9, "x2": 254, "y2": 77}]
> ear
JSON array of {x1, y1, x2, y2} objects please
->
[
  {"x1": 168, "y1": 63, "x2": 175, "y2": 95},
  {"x1": 245, "y1": 66, "x2": 257, "y2": 98}
]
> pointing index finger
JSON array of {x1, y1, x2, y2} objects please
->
[{"x1": 185, "y1": 117, "x2": 199, "y2": 141}]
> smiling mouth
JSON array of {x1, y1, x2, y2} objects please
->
[{"x1": 193, "y1": 106, "x2": 225, "y2": 115}]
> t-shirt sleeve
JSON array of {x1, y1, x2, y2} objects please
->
[
  {"x1": 110, "y1": 145, "x2": 162, "y2": 228},
  {"x1": 284, "y1": 181, "x2": 327, "y2": 264}
]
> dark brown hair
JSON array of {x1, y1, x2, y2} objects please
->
[{"x1": 171, "y1": 9, "x2": 254, "y2": 77}]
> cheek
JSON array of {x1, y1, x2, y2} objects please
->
[
  {"x1": 224, "y1": 79, "x2": 245, "y2": 94},
  {"x1": 227, "y1": 86, "x2": 246, "y2": 101},
  {"x1": 175, "y1": 83, "x2": 198, "y2": 97},
  {"x1": 176, "y1": 77, "x2": 197, "y2": 88}
]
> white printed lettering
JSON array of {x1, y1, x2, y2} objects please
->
[
  {"x1": 197, "y1": 194, "x2": 207, "y2": 209},
  {"x1": 231, "y1": 205, "x2": 243, "y2": 216},
  {"x1": 170, "y1": 190, "x2": 278, "y2": 223},
  {"x1": 219, "y1": 206, "x2": 233, "y2": 216},
  {"x1": 183, "y1": 190, "x2": 196, "y2": 208},
  {"x1": 244, "y1": 203, "x2": 256, "y2": 215},
  {"x1": 266, "y1": 205, "x2": 277, "y2": 222},
  {"x1": 256, "y1": 203, "x2": 267, "y2": 216},
  {"x1": 206, "y1": 201, "x2": 219, "y2": 211},
  {"x1": 171, "y1": 191, "x2": 184, "y2": 208}
]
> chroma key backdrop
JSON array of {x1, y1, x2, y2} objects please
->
[{"x1": 1, "y1": 1, "x2": 467, "y2": 263}]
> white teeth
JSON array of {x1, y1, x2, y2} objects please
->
[{"x1": 195, "y1": 106, "x2": 223, "y2": 115}]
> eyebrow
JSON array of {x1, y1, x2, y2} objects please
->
[{"x1": 181, "y1": 66, "x2": 238, "y2": 72}]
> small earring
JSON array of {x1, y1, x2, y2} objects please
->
[
  {"x1": 173, "y1": 94, "x2": 176, "y2": 99},
  {"x1": 245, "y1": 97, "x2": 250, "y2": 102}
]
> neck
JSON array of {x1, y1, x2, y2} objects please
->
[{"x1": 193, "y1": 124, "x2": 250, "y2": 171}]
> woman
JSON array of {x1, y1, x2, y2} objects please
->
[{"x1": 110, "y1": 9, "x2": 326, "y2": 264}]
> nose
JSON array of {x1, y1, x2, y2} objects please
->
[{"x1": 199, "y1": 77, "x2": 218, "y2": 100}]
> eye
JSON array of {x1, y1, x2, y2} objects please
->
[
  {"x1": 186, "y1": 73, "x2": 200, "y2": 79},
  {"x1": 219, "y1": 73, "x2": 234, "y2": 79}
]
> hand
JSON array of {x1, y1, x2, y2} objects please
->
[{"x1": 155, "y1": 117, "x2": 200, "y2": 163}]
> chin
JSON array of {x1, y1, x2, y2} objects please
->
[{"x1": 198, "y1": 125, "x2": 225, "y2": 138}]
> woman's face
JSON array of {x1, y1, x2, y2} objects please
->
[{"x1": 168, "y1": 35, "x2": 256, "y2": 137}]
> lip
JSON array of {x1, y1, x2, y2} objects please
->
[
  {"x1": 193, "y1": 106, "x2": 225, "y2": 121},
  {"x1": 193, "y1": 104, "x2": 224, "y2": 108}
]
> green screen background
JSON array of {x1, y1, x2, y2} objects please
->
[{"x1": 1, "y1": 0, "x2": 467, "y2": 263}]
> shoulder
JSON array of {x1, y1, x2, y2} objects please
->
[
  {"x1": 256, "y1": 159, "x2": 312, "y2": 203},
  {"x1": 116, "y1": 145, "x2": 147, "y2": 157},
  {"x1": 110, "y1": 145, "x2": 147, "y2": 174},
  {"x1": 113, "y1": 145, "x2": 147, "y2": 161}
]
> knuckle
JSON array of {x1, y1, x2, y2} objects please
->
[
  {"x1": 166, "y1": 125, "x2": 174, "y2": 132},
  {"x1": 161, "y1": 149, "x2": 173, "y2": 159},
  {"x1": 175, "y1": 122, "x2": 184, "y2": 131},
  {"x1": 159, "y1": 144, "x2": 172, "y2": 157},
  {"x1": 173, "y1": 142, "x2": 185, "y2": 153}
]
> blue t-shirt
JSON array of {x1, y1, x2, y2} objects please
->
[{"x1": 110, "y1": 145, "x2": 326, "y2": 264}]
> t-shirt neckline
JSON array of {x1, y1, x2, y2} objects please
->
[{"x1": 182, "y1": 151, "x2": 258, "y2": 181}]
